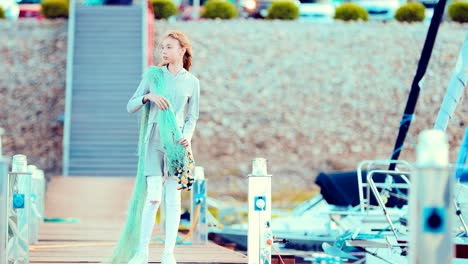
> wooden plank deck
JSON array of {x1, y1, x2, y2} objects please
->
[{"x1": 29, "y1": 176, "x2": 247, "y2": 263}]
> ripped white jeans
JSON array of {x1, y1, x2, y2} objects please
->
[{"x1": 138, "y1": 175, "x2": 181, "y2": 255}]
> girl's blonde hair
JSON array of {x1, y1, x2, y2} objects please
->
[{"x1": 158, "y1": 30, "x2": 193, "y2": 71}]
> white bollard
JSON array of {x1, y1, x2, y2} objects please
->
[
  {"x1": 0, "y1": 156, "x2": 10, "y2": 264},
  {"x1": 191, "y1": 166, "x2": 207, "y2": 244},
  {"x1": 8, "y1": 154, "x2": 31, "y2": 263},
  {"x1": 248, "y1": 158, "x2": 272, "y2": 264},
  {"x1": 410, "y1": 130, "x2": 453, "y2": 264}
]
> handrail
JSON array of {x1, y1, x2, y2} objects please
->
[{"x1": 63, "y1": 0, "x2": 76, "y2": 176}]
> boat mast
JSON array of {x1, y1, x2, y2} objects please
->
[{"x1": 388, "y1": 0, "x2": 449, "y2": 171}]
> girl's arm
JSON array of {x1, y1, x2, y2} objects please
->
[
  {"x1": 127, "y1": 77, "x2": 150, "y2": 114},
  {"x1": 182, "y1": 78, "x2": 200, "y2": 142}
]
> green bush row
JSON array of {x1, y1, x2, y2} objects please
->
[
  {"x1": 334, "y1": 1, "x2": 467, "y2": 23},
  {"x1": 25, "y1": 0, "x2": 468, "y2": 23}
]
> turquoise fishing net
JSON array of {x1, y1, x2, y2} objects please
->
[{"x1": 104, "y1": 66, "x2": 191, "y2": 263}]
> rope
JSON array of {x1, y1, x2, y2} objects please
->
[
  {"x1": 271, "y1": 244, "x2": 286, "y2": 264},
  {"x1": 390, "y1": 114, "x2": 415, "y2": 159},
  {"x1": 178, "y1": 202, "x2": 202, "y2": 244}
]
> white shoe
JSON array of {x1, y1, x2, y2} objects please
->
[
  {"x1": 161, "y1": 253, "x2": 176, "y2": 264},
  {"x1": 129, "y1": 250, "x2": 148, "y2": 264}
]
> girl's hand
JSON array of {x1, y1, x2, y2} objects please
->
[
  {"x1": 179, "y1": 138, "x2": 190, "y2": 148},
  {"x1": 144, "y1": 93, "x2": 170, "y2": 110}
]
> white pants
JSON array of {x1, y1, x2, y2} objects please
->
[{"x1": 139, "y1": 175, "x2": 181, "y2": 255}]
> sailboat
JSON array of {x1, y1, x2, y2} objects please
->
[{"x1": 208, "y1": 0, "x2": 468, "y2": 262}]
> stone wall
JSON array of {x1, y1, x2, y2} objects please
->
[
  {"x1": 1, "y1": 19, "x2": 466, "y2": 197},
  {"x1": 1, "y1": 20, "x2": 67, "y2": 178}
]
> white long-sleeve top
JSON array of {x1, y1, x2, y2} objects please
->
[{"x1": 127, "y1": 65, "x2": 200, "y2": 142}]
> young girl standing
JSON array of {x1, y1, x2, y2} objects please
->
[{"x1": 106, "y1": 30, "x2": 200, "y2": 264}]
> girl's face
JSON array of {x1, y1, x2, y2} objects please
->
[{"x1": 160, "y1": 37, "x2": 185, "y2": 65}]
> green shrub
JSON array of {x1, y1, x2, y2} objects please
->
[
  {"x1": 394, "y1": 2, "x2": 425, "y2": 22},
  {"x1": 41, "y1": 0, "x2": 69, "y2": 19},
  {"x1": 151, "y1": 0, "x2": 177, "y2": 19},
  {"x1": 201, "y1": 0, "x2": 238, "y2": 19},
  {"x1": 334, "y1": 3, "x2": 368, "y2": 21},
  {"x1": 0, "y1": 7, "x2": 5, "y2": 19},
  {"x1": 266, "y1": 1, "x2": 299, "y2": 20},
  {"x1": 448, "y1": 1, "x2": 468, "y2": 23}
]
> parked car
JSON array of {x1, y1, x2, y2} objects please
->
[
  {"x1": 0, "y1": 0, "x2": 20, "y2": 20},
  {"x1": 239, "y1": 0, "x2": 301, "y2": 18},
  {"x1": 351, "y1": 0, "x2": 405, "y2": 21},
  {"x1": 299, "y1": 0, "x2": 335, "y2": 21},
  {"x1": 17, "y1": 0, "x2": 41, "y2": 18}
]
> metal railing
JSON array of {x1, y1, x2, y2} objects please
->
[
  {"x1": 1, "y1": 130, "x2": 47, "y2": 264},
  {"x1": 8, "y1": 154, "x2": 31, "y2": 263},
  {"x1": 356, "y1": 159, "x2": 413, "y2": 213}
]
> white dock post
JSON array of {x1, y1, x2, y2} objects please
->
[
  {"x1": 8, "y1": 154, "x2": 31, "y2": 263},
  {"x1": 191, "y1": 166, "x2": 208, "y2": 244},
  {"x1": 410, "y1": 129, "x2": 453, "y2": 264},
  {"x1": 0, "y1": 155, "x2": 10, "y2": 264},
  {"x1": 248, "y1": 158, "x2": 272, "y2": 264}
]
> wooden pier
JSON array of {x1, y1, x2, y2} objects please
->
[{"x1": 29, "y1": 176, "x2": 247, "y2": 263}]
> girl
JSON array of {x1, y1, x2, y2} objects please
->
[{"x1": 107, "y1": 30, "x2": 200, "y2": 264}]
